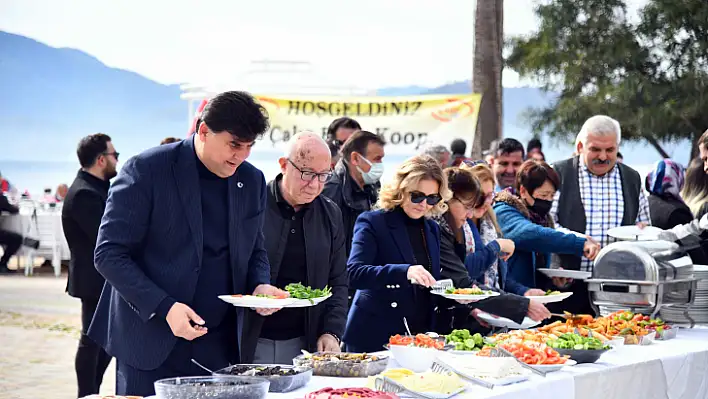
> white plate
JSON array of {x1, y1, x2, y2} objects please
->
[
  {"x1": 480, "y1": 374, "x2": 530, "y2": 386},
  {"x1": 431, "y1": 290, "x2": 500, "y2": 301},
  {"x1": 538, "y1": 269, "x2": 592, "y2": 279},
  {"x1": 286, "y1": 294, "x2": 332, "y2": 308},
  {"x1": 607, "y1": 225, "x2": 664, "y2": 241},
  {"x1": 525, "y1": 292, "x2": 573, "y2": 304},
  {"x1": 531, "y1": 359, "x2": 577, "y2": 372},
  {"x1": 447, "y1": 349, "x2": 480, "y2": 355},
  {"x1": 475, "y1": 313, "x2": 540, "y2": 329},
  {"x1": 218, "y1": 295, "x2": 297, "y2": 309},
  {"x1": 398, "y1": 386, "x2": 466, "y2": 399}
]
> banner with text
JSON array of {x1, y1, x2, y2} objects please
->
[{"x1": 254, "y1": 93, "x2": 481, "y2": 153}]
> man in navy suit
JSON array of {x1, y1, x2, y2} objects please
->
[{"x1": 89, "y1": 91, "x2": 287, "y2": 396}]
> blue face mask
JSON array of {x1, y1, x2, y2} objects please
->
[{"x1": 356, "y1": 155, "x2": 384, "y2": 185}]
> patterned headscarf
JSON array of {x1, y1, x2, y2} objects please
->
[{"x1": 645, "y1": 159, "x2": 685, "y2": 201}]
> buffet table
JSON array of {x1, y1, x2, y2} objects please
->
[{"x1": 271, "y1": 328, "x2": 708, "y2": 399}]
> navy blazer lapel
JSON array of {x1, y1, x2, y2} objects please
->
[
  {"x1": 227, "y1": 170, "x2": 243, "y2": 271},
  {"x1": 386, "y1": 210, "x2": 416, "y2": 265},
  {"x1": 173, "y1": 137, "x2": 204, "y2": 267},
  {"x1": 424, "y1": 220, "x2": 441, "y2": 278}
]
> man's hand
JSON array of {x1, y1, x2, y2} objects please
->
[
  {"x1": 166, "y1": 302, "x2": 208, "y2": 341},
  {"x1": 470, "y1": 308, "x2": 490, "y2": 328},
  {"x1": 637, "y1": 222, "x2": 649, "y2": 229},
  {"x1": 317, "y1": 334, "x2": 341, "y2": 352},
  {"x1": 583, "y1": 239, "x2": 601, "y2": 260},
  {"x1": 524, "y1": 288, "x2": 546, "y2": 297},
  {"x1": 526, "y1": 300, "x2": 551, "y2": 322},
  {"x1": 253, "y1": 284, "x2": 289, "y2": 316},
  {"x1": 551, "y1": 267, "x2": 573, "y2": 288}
]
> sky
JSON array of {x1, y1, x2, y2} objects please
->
[{"x1": 0, "y1": 0, "x2": 543, "y2": 91}]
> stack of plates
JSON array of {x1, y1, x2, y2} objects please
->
[{"x1": 660, "y1": 265, "x2": 708, "y2": 325}]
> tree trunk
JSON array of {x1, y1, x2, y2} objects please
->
[
  {"x1": 643, "y1": 136, "x2": 670, "y2": 159},
  {"x1": 472, "y1": 0, "x2": 504, "y2": 159}
]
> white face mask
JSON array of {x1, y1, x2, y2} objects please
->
[{"x1": 356, "y1": 154, "x2": 384, "y2": 185}]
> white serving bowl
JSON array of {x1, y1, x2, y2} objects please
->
[{"x1": 388, "y1": 345, "x2": 439, "y2": 373}]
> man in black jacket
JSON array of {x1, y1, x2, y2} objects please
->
[
  {"x1": 0, "y1": 194, "x2": 22, "y2": 274},
  {"x1": 62, "y1": 133, "x2": 118, "y2": 398},
  {"x1": 241, "y1": 132, "x2": 348, "y2": 364}
]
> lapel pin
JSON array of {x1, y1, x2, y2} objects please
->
[{"x1": 237, "y1": 182, "x2": 244, "y2": 188}]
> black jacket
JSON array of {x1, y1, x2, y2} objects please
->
[
  {"x1": 62, "y1": 170, "x2": 110, "y2": 299},
  {"x1": 435, "y1": 215, "x2": 529, "y2": 332},
  {"x1": 648, "y1": 194, "x2": 693, "y2": 230},
  {"x1": 321, "y1": 160, "x2": 379, "y2": 257},
  {"x1": 241, "y1": 176, "x2": 349, "y2": 363}
]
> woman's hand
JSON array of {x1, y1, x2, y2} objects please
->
[
  {"x1": 407, "y1": 265, "x2": 436, "y2": 287},
  {"x1": 524, "y1": 288, "x2": 546, "y2": 297},
  {"x1": 496, "y1": 238, "x2": 515, "y2": 260}
]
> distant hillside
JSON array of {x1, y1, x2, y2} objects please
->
[{"x1": 0, "y1": 31, "x2": 185, "y2": 161}]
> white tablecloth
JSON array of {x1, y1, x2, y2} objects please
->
[{"x1": 272, "y1": 328, "x2": 708, "y2": 399}]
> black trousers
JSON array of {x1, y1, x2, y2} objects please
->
[
  {"x1": 116, "y1": 314, "x2": 239, "y2": 396},
  {"x1": 76, "y1": 297, "x2": 112, "y2": 398},
  {"x1": 0, "y1": 229, "x2": 22, "y2": 265}
]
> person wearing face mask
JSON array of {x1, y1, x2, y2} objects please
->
[
  {"x1": 322, "y1": 130, "x2": 386, "y2": 257},
  {"x1": 494, "y1": 160, "x2": 601, "y2": 296}
]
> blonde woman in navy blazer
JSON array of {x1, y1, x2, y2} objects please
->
[{"x1": 343, "y1": 155, "x2": 452, "y2": 353}]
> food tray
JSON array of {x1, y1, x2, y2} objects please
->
[
  {"x1": 619, "y1": 331, "x2": 656, "y2": 345},
  {"x1": 153, "y1": 376, "x2": 269, "y2": 399},
  {"x1": 293, "y1": 352, "x2": 389, "y2": 377},
  {"x1": 653, "y1": 326, "x2": 678, "y2": 340},
  {"x1": 214, "y1": 364, "x2": 312, "y2": 393}
]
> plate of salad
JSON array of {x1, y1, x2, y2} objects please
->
[
  {"x1": 431, "y1": 286, "x2": 500, "y2": 301},
  {"x1": 283, "y1": 283, "x2": 333, "y2": 307},
  {"x1": 547, "y1": 333, "x2": 611, "y2": 364},
  {"x1": 218, "y1": 293, "x2": 297, "y2": 308},
  {"x1": 525, "y1": 290, "x2": 573, "y2": 304},
  {"x1": 444, "y1": 329, "x2": 485, "y2": 354}
]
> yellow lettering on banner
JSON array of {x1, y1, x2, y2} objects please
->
[{"x1": 254, "y1": 94, "x2": 481, "y2": 152}]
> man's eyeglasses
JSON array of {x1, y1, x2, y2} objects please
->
[
  {"x1": 410, "y1": 191, "x2": 442, "y2": 206},
  {"x1": 462, "y1": 159, "x2": 488, "y2": 167},
  {"x1": 287, "y1": 159, "x2": 332, "y2": 183},
  {"x1": 103, "y1": 152, "x2": 119, "y2": 161}
]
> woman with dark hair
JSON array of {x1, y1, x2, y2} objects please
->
[
  {"x1": 434, "y1": 168, "x2": 550, "y2": 332},
  {"x1": 494, "y1": 160, "x2": 601, "y2": 291}
]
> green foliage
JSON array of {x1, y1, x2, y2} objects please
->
[{"x1": 506, "y1": 0, "x2": 708, "y2": 158}]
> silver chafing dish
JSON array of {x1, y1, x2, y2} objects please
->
[{"x1": 587, "y1": 240, "x2": 699, "y2": 324}]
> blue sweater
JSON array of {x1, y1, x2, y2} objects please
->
[
  {"x1": 493, "y1": 200, "x2": 586, "y2": 290},
  {"x1": 463, "y1": 219, "x2": 528, "y2": 296}
]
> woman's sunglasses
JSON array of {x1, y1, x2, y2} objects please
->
[
  {"x1": 410, "y1": 191, "x2": 442, "y2": 206},
  {"x1": 474, "y1": 192, "x2": 494, "y2": 209}
]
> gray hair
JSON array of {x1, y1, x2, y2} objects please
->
[
  {"x1": 421, "y1": 144, "x2": 450, "y2": 157},
  {"x1": 283, "y1": 131, "x2": 330, "y2": 158},
  {"x1": 576, "y1": 115, "x2": 621, "y2": 148}
]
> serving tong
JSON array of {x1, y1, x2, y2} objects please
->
[
  {"x1": 375, "y1": 376, "x2": 440, "y2": 399},
  {"x1": 431, "y1": 359, "x2": 494, "y2": 389}
]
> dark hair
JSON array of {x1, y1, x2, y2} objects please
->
[
  {"x1": 450, "y1": 139, "x2": 467, "y2": 156},
  {"x1": 77, "y1": 133, "x2": 112, "y2": 168},
  {"x1": 617, "y1": 151, "x2": 624, "y2": 159},
  {"x1": 328, "y1": 141, "x2": 340, "y2": 158},
  {"x1": 326, "y1": 117, "x2": 361, "y2": 143},
  {"x1": 444, "y1": 167, "x2": 481, "y2": 203},
  {"x1": 517, "y1": 159, "x2": 561, "y2": 195},
  {"x1": 199, "y1": 91, "x2": 269, "y2": 142},
  {"x1": 495, "y1": 138, "x2": 525, "y2": 158},
  {"x1": 160, "y1": 137, "x2": 180, "y2": 145},
  {"x1": 527, "y1": 137, "x2": 542, "y2": 153},
  {"x1": 341, "y1": 130, "x2": 386, "y2": 162}
]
